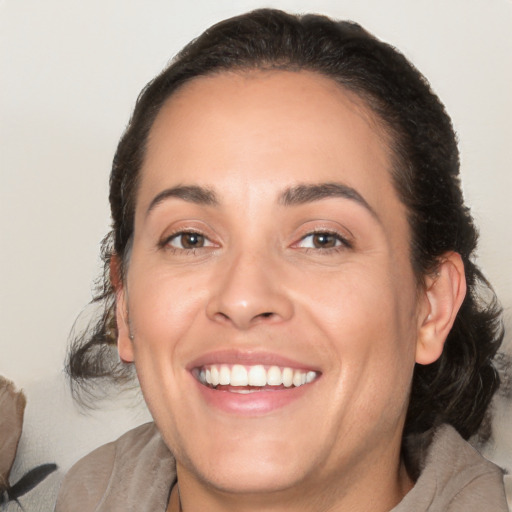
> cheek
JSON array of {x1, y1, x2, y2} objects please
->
[
  {"x1": 125, "y1": 268, "x2": 207, "y2": 424},
  {"x1": 126, "y1": 265, "x2": 207, "y2": 362},
  {"x1": 300, "y1": 264, "x2": 419, "y2": 385},
  {"x1": 301, "y1": 263, "x2": 416, "y2": 336},
  {"x1": 133, "y1": 262, "x2": 202, "y2": 313}
]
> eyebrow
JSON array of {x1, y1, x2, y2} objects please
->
[
  {"x1": 146, "y1": 185, "x2": 218, "y2": 215},
  {"x1": 279, "y1": 182, "x2": 378, "y2": 220},
  {"x1": 146, "y1": 182, "x2": 378, "y2": 221}
]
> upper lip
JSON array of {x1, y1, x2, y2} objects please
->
[{"x1": 186, "y1": 349, "x2": 321, "y2": 372}]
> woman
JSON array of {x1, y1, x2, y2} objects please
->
[{"x1": 56, "y1": 9, "x2": 507, "y2": 511}]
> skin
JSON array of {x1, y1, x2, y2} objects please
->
[{"x1": 115, "y1": 70, "x2": 466, "y2": 512}]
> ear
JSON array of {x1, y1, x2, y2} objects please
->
[
  {"x1": 110, "y1": 255, "x2": 135, "y2": 363},
  {"x1": 415, "y1": 252, "x2": 466, "y2": 365}
]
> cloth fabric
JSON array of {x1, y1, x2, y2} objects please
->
[
  {"x1": 55, "y1": 422, "x2": 508, "y2": 512},
  {"x1": 0, "y1": 376, "x2": 27, "y2": 493}
]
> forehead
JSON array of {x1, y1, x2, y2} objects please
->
[
  {"x1": 138, "y1": 70, "x2": 408, "y2": 243},
  {"x1": 144, "y1": 70, "x2": 395, "y2": 185},
  {"x1": 148, "y1": 69, "x2": 392, "y2": 162}
]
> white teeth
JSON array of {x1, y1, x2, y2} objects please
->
[
  {"x1": 282, "y1": 367, "x2": 293, "y2": 387},
  {"x1": 267, "y1": 366, "x2": 282, "y2": 385},
  {"x1": 219, "y1": 365, "x2": 231, "y2": 385},
  {"x1": 211, "y1": 365, "x2": 220, "y2": 386},
  {"x1": 197, "y1": 364, "x2": 319, "y2": 389},
  {"x1": 248, "y1": 365, "x2": 267, "y2": 386},
  {"x1": 230, "y1": 364, "x2": 248, "y2": 386},
  {"x1": 306, "y1": 371, "x2": 316, "y2": 383}
]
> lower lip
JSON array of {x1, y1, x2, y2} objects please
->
[{"x1": 192, "y1": 377, "x2": 314, "y2": 415}]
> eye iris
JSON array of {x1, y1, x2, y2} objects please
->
[
  {"x1": 181, "y1": 233, "x2": 204, "y2": 249},
  {"x1": 313, "y1": 233, "x2": 336, "y2": 248}
]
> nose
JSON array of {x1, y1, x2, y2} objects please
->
[{"x1": 205, "y1": 250, "x2": 294, "y2": 330}]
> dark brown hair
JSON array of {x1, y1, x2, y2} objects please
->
[{"x1": 68, "y1": 9, "x2": 503, "y2": 442}]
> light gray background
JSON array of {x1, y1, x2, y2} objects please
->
[{"x1": 1, "y1": 0, "x2": 511, "y2": 509}]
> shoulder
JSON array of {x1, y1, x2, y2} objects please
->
[
  {"x1": 430, "y1": 425, "x2": 508, "y2": 510},
  {"x1": 395, "y1": 424, "x2": 508, "y2": 511},
  {"x1": 55, "y1": 422, "x2": 175, "y2": 512}
]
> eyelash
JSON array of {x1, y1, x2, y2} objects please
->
[
  {"x1": 159, "y1": 229, "x2": 352, "y2": 255},
  {"x1": 295, "y1": 230, "x2": 353, "y2": 253},
  {"x1": 160, "y1": 230, "x2": 216, "y2": 253}
]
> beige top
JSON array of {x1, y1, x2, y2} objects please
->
[{"x1": 55, "y1": 422, "x2": 508, "y2": 512}]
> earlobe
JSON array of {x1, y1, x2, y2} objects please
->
[
  {"x1": 415, "y1": 252, "x2": 466, "y2": 365},
  {"x1": 110, "y1": 255, "x2": 135, "y2": 363}
]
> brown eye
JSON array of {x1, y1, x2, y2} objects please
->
[
  {"x1": 311, "y1": 233, "x2": 337, "y2": 248},
  {"x1": 181, "y1": 233, "x2": 204, "y2": 248},
  {"x1": 168, "y1": 232, "x2": 208, "y2": 249},
  {"x1": 296, "y1": 231, "x2": 351, "y2": 251}
]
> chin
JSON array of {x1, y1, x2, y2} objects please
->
[
  {"x1": 177, "y1": 432, "x2": 315, "y2": 495},
  {"x1": 196, "y1": 458, "x2": 307, "y2": 495}
]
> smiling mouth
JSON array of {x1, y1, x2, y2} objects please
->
[{"x1": 193, "y1": 364, "x2": 320, "y2": 393}]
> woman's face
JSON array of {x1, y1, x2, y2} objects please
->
[{"x1": 118, "y1": 70, "x2": 429, "y2": 499}]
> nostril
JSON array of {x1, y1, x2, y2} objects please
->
[
  {"x1": 260, "y1": 312, "x2": 273, "y2": 318},
  {"x1": 214, "y1": 312, "x2": 231, "y2": 322}
]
